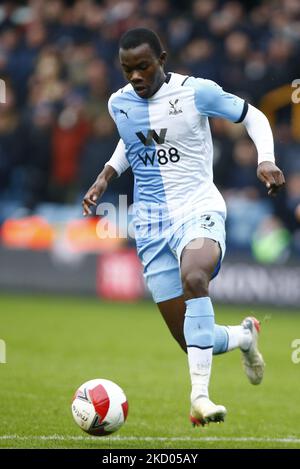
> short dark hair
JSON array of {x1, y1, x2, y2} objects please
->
[{"x1": 119, "y1": 28, "x2": 163, "y2": 58}]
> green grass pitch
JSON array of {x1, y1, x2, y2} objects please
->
[{"x1": 1, "y1": 294, "x2": 300, "y2": 449}]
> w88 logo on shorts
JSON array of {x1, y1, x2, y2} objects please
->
[{"x1": 138, "y1": 147, "x2": 180, "y2": 166}]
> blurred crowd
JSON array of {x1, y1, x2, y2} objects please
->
[{"x1": 0, "y1": 0, "x2": 300, "y2": 258}]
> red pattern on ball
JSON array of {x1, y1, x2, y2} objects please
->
[{"x1": 89, "y1": 384, "x2": 110, "y2": 422}]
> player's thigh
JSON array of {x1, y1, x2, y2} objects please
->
[
  {"x1": 170, "y1": 212, "x2": 226, "y2": 280},
  {"x1": 181, "y1": 237, "x2": 221, "y2": 280}
]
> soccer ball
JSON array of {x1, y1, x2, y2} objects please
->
[{"x1": 71, "y1": 379, "x2": 128, "y2": 436}]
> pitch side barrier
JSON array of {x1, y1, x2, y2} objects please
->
[{"x1": 0, "y1": 247, "x2": 299, "y2": 307}]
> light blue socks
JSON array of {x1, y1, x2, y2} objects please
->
[
  {"x1": 184, "y1": 297, "x2": 214, "y2": 349},
  {"x1": 213, "y1": 325, "x2": 229, "y2": 355},
  {"x1": 184, "y1": 297, "x2": 215, "y2": 400},
  {"x1": 184, "y1": 297, "x2": 230, "y2": 354}
]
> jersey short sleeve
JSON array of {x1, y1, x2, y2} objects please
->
[
  {"x1": 106, "y1": 92, "x2": 130, "y2": 176},
  {"x1": 108, "y1": 94, "x2": 115, "y2": 121},
  {"x1": 184, "y1": 77, "x2": 248, "y2": 123}
]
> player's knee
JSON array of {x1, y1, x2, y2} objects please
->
[{"x1": 182, "y1": 270, "x2": 209, "y2": 298}]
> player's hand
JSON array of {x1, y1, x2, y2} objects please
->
[
  {"x1": 257, "y1": 161, "x2": 285, "y2": 197},
  {"x1": 82, "y1": 178, "x2": 108, "y2": 216}
]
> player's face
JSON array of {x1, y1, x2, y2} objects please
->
[{"x1": 119, "y1": 44, "x2": 166, "y2": 98}]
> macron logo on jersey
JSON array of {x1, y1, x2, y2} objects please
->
[{"x1": 136, "y1": 128, "x2": 167, "y2": 146}]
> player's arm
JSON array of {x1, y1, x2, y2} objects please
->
[
  {"x1": 188, "y1": 78, "x2": 285, "y2": 196},
  {"x1": 242, "y1": 104, "x2": 285, "y2": 196},
  {"x1": 82, "y1": 139, "x2": 129, "y2": 216}
]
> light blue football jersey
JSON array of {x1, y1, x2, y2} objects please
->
[{"x1": 108, "y1": 72, "x2": 247, "y2": 223}]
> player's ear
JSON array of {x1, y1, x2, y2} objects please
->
[{"x1": 159, "y1": 51, "x2": 167, "y2": 66}]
